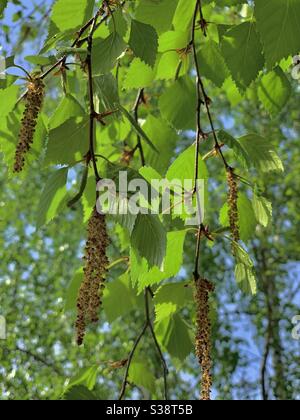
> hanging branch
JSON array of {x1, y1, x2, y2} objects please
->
[
  {"x1": 119, "y1": 321, "x2": 148, "y2": 400},
  {"x1": 119, "y1": 288, "x2": 169, "y2": 401},
  {"x1": 145, "y1": 287, "x2": 169, "y2": 400},
  {"x1": 192, "y1": 1, "x2": 241, "y2": 248},
  {"x1": 119, "y1": 89, "x2": 169, "y2": 401},
  {"x1": 75, "y1": 5, "x2": 110, "y2": 346},
  {"x1": 190, "y1": 0, "x2": 215, "y2": 401},
  {"x1": 190, "y1": 0, "x2": 230, "y2": 172},
  {"x1": 191, "y1": 0, "x2": 206, "y2": 280}
]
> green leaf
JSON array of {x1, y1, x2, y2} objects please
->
[
  {"x1": 155, "y1": 51, "x2": 184, "y2": 81},
  {"x1": 252, "y1": 194, "x2": 272, "y2": 228},
  {"x1": 221, "y1": 22, "x2": 264, "y2": 90},
  {"x1": 163, "y1": 231, "x2": 187, "y2": 276},
  {"x1": 158, "y1": 30, "x2": 189, "y2": 52},
  {"x1": 48, "y1": 94, "x2": 85, "y2": 130},
  {"x1": 135, "y1": 0, "x2": 179, "y2": 34},
  {"x1": 166, "y1": 145, "x2": 208, "y2": 182},
  {"x1": 235, "y1": 263, "x2": 257, "y2": 296},
  {"x1": 81, "y1": 174, "x2": 96, "y2": 223},
  {"x1": 129, "y1": 20, "x2": 158, "y2": 67},
  {"x1": 0, "y1": 0, "x2": 8, "y2": 17},
  {"x1": 232, "y1": 242, "x2": 257, "y2": 295},
  {"x1": 25, "y1": 55, "x2": 57, "y2": 66},
  {"x1": 218, "y1": 130, "x2": 250, "y2": 169},
  {"x1": 37, "y1": 167, "x2": 68, "y2": 228},
  {"x1": 258, "y1": 67, "x2": 291, "y2": 115},
  {"x1": 128, "y1": 362, "x2": 156, "y2": 393},
  {"x1": 94, "y1": 74, "x2": 120, "y2": 113},
  {"x1": 65, "y1": 268, "x2": 83, "y2": 312},
  {"x1": 173, "y1": 0, "x2": 197, "y2": 31},
  {"x1": 159, "y1": 77, "x2": 197, "y2": 130},
  {"x1": 45, "y1": 117, "x2": 89, "y2": 165},
  {"x1": 63, "y1": 385, "x2": 97, "y2": 401},
  {"x1": 132, "y1": 230, "x2": 187, "y2": 293},
  {"x1": 119, "y1": 105, "x2": 158, "y2": 153},
  {"x1": 155, "y1": 314, "x2": 194, "y2": 361},
  {"x1": 0, "y1": 85, "x2": 19, "y2": 118},
  {"x1": 222, "y1": 77, "x2": 244, "y2": 106},
  {"x1": 41, "y1": 27, "x2": 75, "y2": 54},
  {"x1": 197, "y1": 40, "x2": 229, "y2": 87},
  {"x1": 139, "y1": 166, "x2": 162, "y2": 183},
  {"x1": 51, "y1": 0, "x2": 95, "y2": 32},
  {"x1": 154, "y1": 281, "x2": 193, "y2": 323},
  {"x1": 124, "y1": 58, "x2": 156, "y2": 89},
  {"x1": 232, "y1": 241, "x2": 254, "y2": 267},
  {"x1": 0, "y1": 56, "x2": 15, "y2": 75},
  {"x1": 165, "y1": 145, "x2": 208, "y2": 223},
  {"x1": 142, "y1": 116, "x2": 179, "y2": 173},
  {"x1": 131, "y1": 214, "x2": 167, "y2": 268},
  {"x1": 213, "y1": 0, "x2": 245, "y2": 4},
  {"x1": 255, "y1": 0, "x2": 300, "y2": 68},
  {"x1": 238, "y1": 134, "x2": 284, "y2": 173},
  {"x1": 108, "y1": 8, "x2": 128, "y2": 37},
  {"x1": 67, "y1": 365, "x2": 99, "y2": 391},
  {"x1": 92, "y1": 32, "x2": 126, "y2": 75},
  {"x1": 103, "y1": 273, "x2": 143, "y2": 323}
]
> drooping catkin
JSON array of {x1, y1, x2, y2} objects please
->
[
  {"x1": 227, "y1": 167, "x2": 240, "y2": 242},
  {"x1": 195, "y1": 278, "x2": 214, "y2": 401},
  {"x1": 76, "y1": 207, "x2": 109, "y2": 346},
  {"x1": 13, "y1": 77, "x2": 45, "y2": 173}
]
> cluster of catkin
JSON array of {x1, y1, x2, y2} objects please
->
[
  {"x1": 76, "y1": 207, "x2": 109, "y2": 346},
  {"x1": 227, "y1": 167, "x2": 240, "y2": 242},
  {"x1": 13, "y1": 78, "x2": 45, "y2": 173},
  {"x1": 195, "y1": 278, "x2": 215, "y2": 401}
]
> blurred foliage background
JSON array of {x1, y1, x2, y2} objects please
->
[{"x1": 0, "y1": 0, "x2": 299, "y2": 400}]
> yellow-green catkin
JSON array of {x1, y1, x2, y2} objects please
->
[
  {"x1": 14, "y1": 78, "x2": 45, "y2": 173},
  {"x1": 195, "y1": 278, "x2": 214, "y2": 401},
  {"x1": 76, "y1": 208, "x2": 109, "y2": 346},
  {"x1": 227, "y1": 167, "x2": 240, "y2": 242}
]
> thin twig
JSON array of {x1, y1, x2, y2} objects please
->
[
  {"x1": 191, "y1": 2, "x2": 204, "y2": 281},
  {"x1": 134, "y1": 90, "x2": 169, "y2": 399},
  {"x1": 118, "y1": 289, "x2": 169, "y2": 401},
  {"x1": 191, "y1": 0, "x2": 229, "y2": 171},
  {"x1": 132, "y1": 88, "x2": 146, "y2": 166},
  {"x1": 261, "y1": 326, "x2": 271, "y2": 400},
  {"x1": 15, "y1": 346, "x2": 62, "y2": 375},
  {"x1": 86, "y1": 14, "x2": 101, "y2": 183},
  {"x1": 40, "y1": 15, "x2": 95, "y2": 80},
  {"x1": 119, "y1": 93, "x2": 169, "y2": 401},
  {"x1": 119, "y1": 322, "x2": 148, "y2": 400},
  {"x1": 145, "y1": 288, "x2": 169, "y2": 400},
  {"x1": 12, "y1": 64, "x2": 32, "y2": 80},
  {"x1": 40, "y1": 1, "x2": 124, "y2": 80}
]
